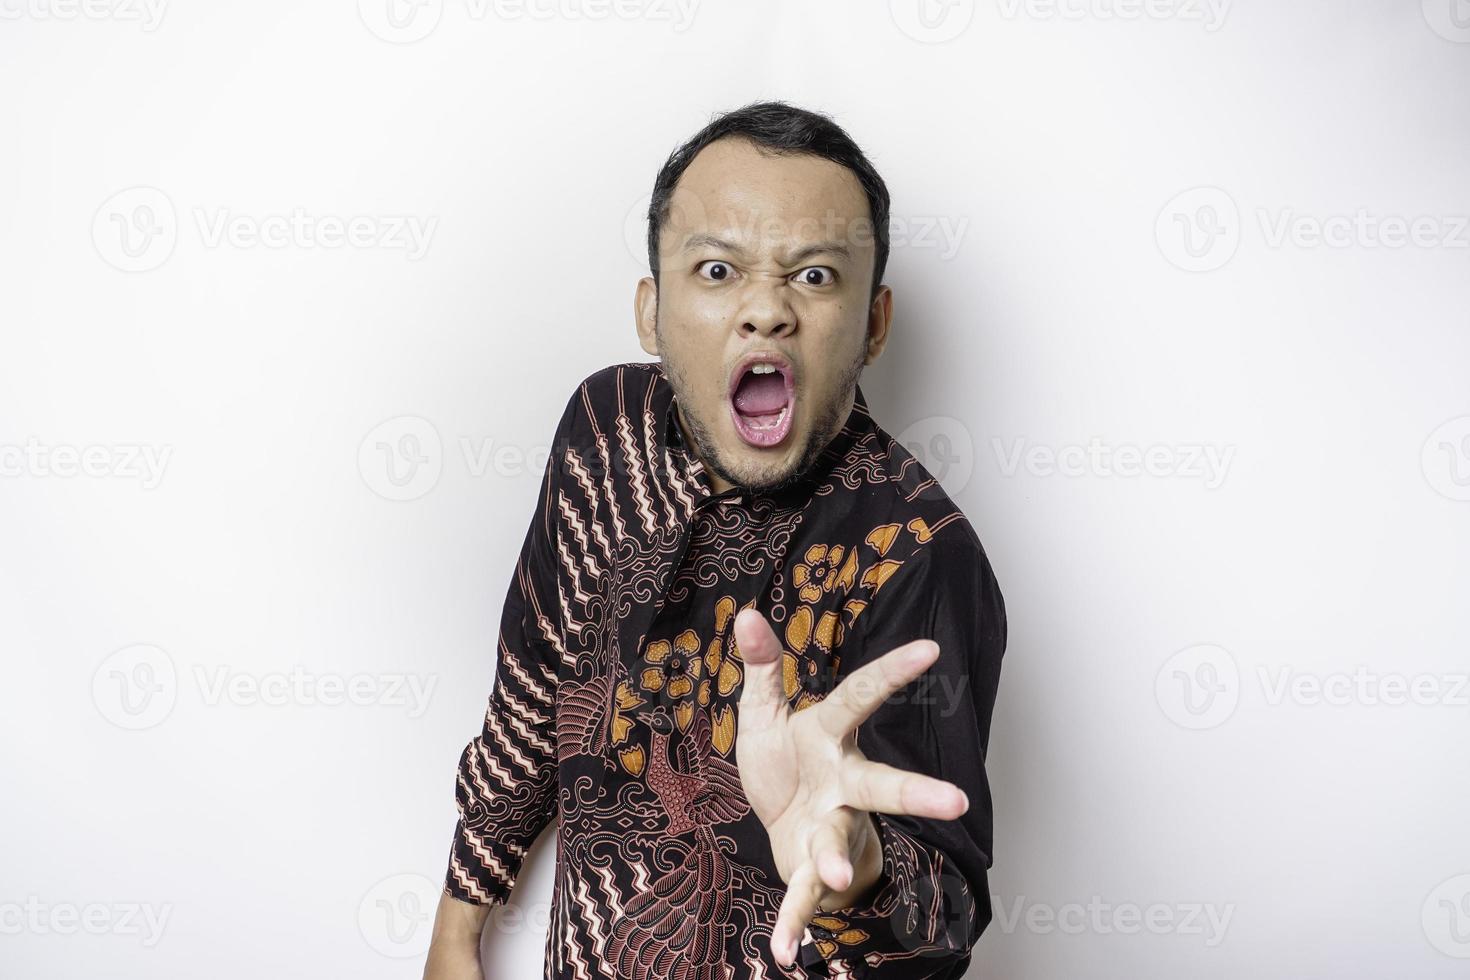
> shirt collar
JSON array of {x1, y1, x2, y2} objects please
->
[{"x1": 655, "y1": 364, "x2": 873, "y2": 508}]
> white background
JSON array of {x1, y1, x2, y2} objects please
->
[{"x1": 2, "y1": 2, "x2": 1468, "y2": 978}]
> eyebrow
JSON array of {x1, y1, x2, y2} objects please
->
[{"x1": 681, "y1": 234, "x2": 852, "y2": 266}]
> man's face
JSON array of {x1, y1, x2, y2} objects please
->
[{"x1": 635, "y1": 137, "x2": 893, "y2": 494}]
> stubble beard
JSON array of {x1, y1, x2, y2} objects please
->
[{"x1": 655, "y1": 311, "x2": 866, "y2": 495}]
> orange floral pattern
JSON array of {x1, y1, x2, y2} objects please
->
[{"x1": 781, "y1": 521, "x2": 922, "y2": 712}]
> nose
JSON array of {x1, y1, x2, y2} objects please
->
[{"x1": 736, "y1": 278, "x2": 797, "y2": 339}]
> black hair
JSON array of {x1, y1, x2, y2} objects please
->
[{"x1": 646, "y1": 100, "x2": 891, "y2": 301}]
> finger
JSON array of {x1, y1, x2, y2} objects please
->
[
  {"x1": 810, "y1": 818, "x2": 854, "y2": 894},
  {"x1": 813, "y1": 638, "x2": 939, "y2": 739},
  {"x1": 840, "y1": 757, "x2": 969, "y2": 821},
  {"x1": 772, "y1": 861, "x2": 824, "y2": 967},
  {"x1": 734, "y1": 608, "x2": 787, "y2": 726}
]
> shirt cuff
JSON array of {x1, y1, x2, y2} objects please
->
[{"x1": 795, "y1": 813, "x2": 977, "y2": 979}]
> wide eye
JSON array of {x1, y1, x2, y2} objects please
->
[
  {"x1": 696, "y1": 260, "x2": 736, "y2": 282},
  {"x1": 792, "y1": 266, "x2": 836, "y2": 286}
]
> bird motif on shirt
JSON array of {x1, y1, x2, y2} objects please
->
[
  {"x1": 638, "y1": 702, "x2": 750, "y2": 836},
  {"x1": 606, "y1": 821, "x2": 738, "y2": 980},
  {"x1": 607, "y1": 704, "x2": 753, "y2": 980}
]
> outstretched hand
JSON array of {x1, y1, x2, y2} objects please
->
[{"x1": 732, "y1": 608, "x2": 969, "y2": 968}]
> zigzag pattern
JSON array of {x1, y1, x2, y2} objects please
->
[
  {"x1": 484, "y1": 708, "x2": 540, "y2": 780},
  {"x1": 461, "y1": 827, "x2": 513, "y2": 886},
  {"x1": 615, "y1": 412, "x2": 658, "y2": 537},
  {"x1": 556, "y1": 494, "x2": 604, "y2": 590},
  {"x1": 564, "y1": 447, "x2": 615, "y2": 565},
  {"x1": 576, "y1": 870, "x2": 614, "y2": 974},
  {"x1": 447, "y1": 857, "x2": 492, "y2": 903},
  {"x1": 504, "y1": 698, "x2": 556, "y2": 757},
  {"x1": 501, "y1": 650, "x2": 553, "y2": 707},
  {"x1": 641, "y1": 403, "x2": 679, "y2": 529},
  {"x1": 595, "y1": 434, "x2": 628, "y2": 544},
  {"x1": 663, "y1": 444, "x2": 698, "y2": 517}
]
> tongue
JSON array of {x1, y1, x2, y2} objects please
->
[{"x1": 733, "y1": 371, "x2": 788, "y2": 415}]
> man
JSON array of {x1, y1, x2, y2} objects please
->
[{"x1": 424, "y1": 101, "x2": 1006, "y2": 980}]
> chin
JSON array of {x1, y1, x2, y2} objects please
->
[{"x1": 712, "y1": 429, "x2": 810, "y2": 491}]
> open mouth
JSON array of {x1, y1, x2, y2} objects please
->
[{"x1": 727, "y1": 353, "x2": 795, "y2": 449}]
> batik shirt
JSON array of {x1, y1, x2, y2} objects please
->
[{"x1": 443, "y1": 361, "x2": 1006, "y2": 980}]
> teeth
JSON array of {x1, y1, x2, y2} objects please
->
[
  {"x1": 750, "y1": 363, "x2": 778, "y2": 375},
  {"x1": 747, "y1": 406, "x2": 788, "y2": 431}
]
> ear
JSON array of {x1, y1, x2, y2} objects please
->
[
  {"x1": 862, "y1": 284, "x2": 894, "y2": 365},
  {"x1": 634, "y1": 276, "x2": 659, "y2": 356}
]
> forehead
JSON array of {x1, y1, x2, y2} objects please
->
[{"x1": 665, "y1": 136, "x2": 871, "y2": 249}]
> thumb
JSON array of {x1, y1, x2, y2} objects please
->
[{"x1": 734, "y1": 608, "x2": 787, "y2": 727}]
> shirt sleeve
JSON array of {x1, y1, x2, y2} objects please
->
[
  {"x1": 797, "y1": 526, "x2": 1007, "y2": 979},
  {"x1": 442, "y1": 396, "x2": 573, "y2": 907}
]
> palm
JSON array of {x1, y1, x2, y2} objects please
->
[
  {"x1": 731, "y1": 608, "x2": 969, "y2": 969},
  {"x1": 735, "y1": 669, "x2": 869, "y2": 880}
]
